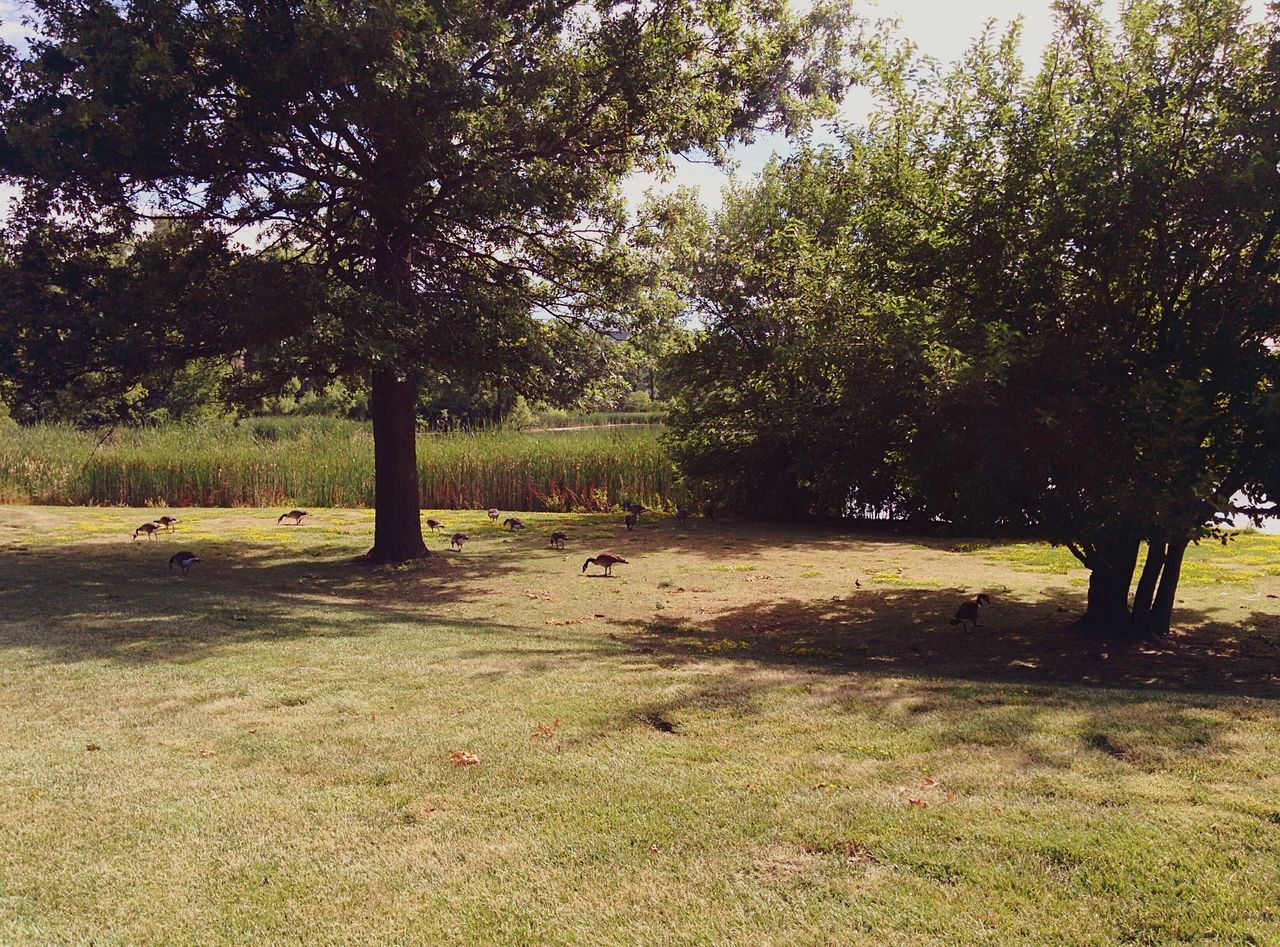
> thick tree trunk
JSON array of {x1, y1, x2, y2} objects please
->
[
  {"x1": 1150, "y1": 536, "x2": 1189, "y2": 636},
  {"x1": 1076, "y1": 539, "x2": 1140, "y2": 636},
  {"x1": 367, "y1": 367, "x2": 427, "y2": 563},
  {"x1": 1129, "y1": 535, "x2": 1167, "y2": 637}
]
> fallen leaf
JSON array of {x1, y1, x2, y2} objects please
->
[
  {"x1": 908, "y1": 798, "x2": 928, "y2": 808},
  {"x1": 946, "y1": 792, "x2": 956, "y2": 801},
  {"x1": 198, "y1": 748, "x2": 216, "y2": 758},
  {"x1": 648, "y1": 844, "x2": 660, "y2": 854},
  {"x1": 85, "y1": 743, "x2": 100, "y2": 752},
  {"x1": 922, "y1": 777, "x2": 937, "y2": 788},
  {"x1": 449, "y1": 751, "x2": 480, "y2": 767},
  {"x1": 422, "y1": 806, "x2": 438, "y2": 815}
]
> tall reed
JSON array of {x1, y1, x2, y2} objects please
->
[{"x1": 0, "y1": 420, "x2": 677, "y2": 510}]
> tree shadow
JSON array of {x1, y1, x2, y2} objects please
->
[{"x1": 607, "y1": 587, "x2": 1280, "y2": 698}]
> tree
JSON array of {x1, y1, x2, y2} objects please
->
[
  {"x1": 906, "y1": 0, "x2": 1280, "y2": 636},
  {"x1": 0, "y1": 0, "x2": 852, "y2": 560},
  {"x1": 669, "y1": 0, "x2": 1280, "y2": 637}
]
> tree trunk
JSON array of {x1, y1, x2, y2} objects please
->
[
  {"x1": 1129, "y1": 535, "x2": 1167, "y2": 637},
  {"x1": 1150, "y1": 536, "x2": 1189, "y2": 636},
  {"x1": 1077, "y1": 539, "x2": 1140, "y2": 636},
  {"x1": 367, "y1": 367, "x2": 428, "y2": 563}
]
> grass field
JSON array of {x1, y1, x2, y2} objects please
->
[
  {"x1": 0, "y1": 421, "x2": 676, "y2": 510},
  {"x1": 2, "y1": 507, "x2": 1279, "y2": 945}
]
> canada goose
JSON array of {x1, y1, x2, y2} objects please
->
[
  {"x1": 582, "y1": 553, "x2": 628, "y2": 576},
  {"x1": 278, "y1": 509, "x2": 309, "y2": 525},
  {"x1": 503, "y1": 517, "x2": 525, "y2": 531},
  {"x1": 426, "y1": 518, "x2": 445, "y2": 532},
  {"x1": 156, "y1": 515, "x2": 180, "y2": 532},
  {"x1": 450, "y1": 532, "x2": 469, "y2": 551},
  {"x1": 676, "y1": 506, "x2": 689, "y2": 522},
  {"x1": 950, "y1": 593, "x2": 992, "y2": 629},
  {"x1": 487, "y1": 508, "x2": 500, "y2": 524},
  {"x1": 169, "y1": 551, "x2": 200, "y2": 575},
  {"x1": 549, "y1": 531, "x2": 567, "y2": 549},
  {"x1": 624, "y1": 513, "x2": 637, "y2": 531},
  {"x1": 702, "y1": 501, "x2": 715, "y2": 520},
  {"x1": 133, "y1": 522, "x2": 161, "y2": 540},
  {"x1": 627, "y1": 502, "x2": 648, "y2": 517}
]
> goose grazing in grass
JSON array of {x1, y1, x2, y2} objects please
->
[
  {"x1": 278, "y1": 509, "x2": 309, "y2": 526},
  {"x1": 426, "y1": 518, "x2": 446, "y2": 532},
  {"x1": 582, "y1": 553, "x2": 627, "y2": 576},
  {"x1": 624, "y1": 513, "x2": 637, "y2": 531},
  {"x1": 155, "y1": 515, "x2": 180, "y2": 532},
  {"x1": 675, "y1": 506, "x2": 689, "y2": 522},
  {"x1": 549, "y1": 531, "x2": 567, "y2": 549},
  {"x1": 503, "y1": 517, "x2": 525, "y2": 531},
  {"x1": 950, "y1": 593, "x2": 991, "y2": 629},
  {"x1": 450, "y1": 532, "x2": 469, "y2": 551},
  {"x1": 133, "y1": 522, "x2": 162, "y2": 540},
  {"x1": 487, "y1": 508, "x2": 500, "y2": 525},
  {"x1": 169, "y1": 551, "x2": 200, "y2": 575},
  {"x1": 626, "y1": 502, "x2": 649, "y2": 517}
]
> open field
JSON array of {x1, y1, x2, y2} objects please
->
[
  {"x1": 2, "y1": 507, "x2": 1280, "y2": 945},
  {"x1": 0, "y1": 422, "x2": 675, "y2": 510}
]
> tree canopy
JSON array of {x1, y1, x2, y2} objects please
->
[{"x1": 667, "y1": 0, "x2": 1280, "y2": 636}]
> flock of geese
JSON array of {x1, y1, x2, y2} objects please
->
[
  {"x1": 127, "y1": 503, "x2": 993, "y2": 624},
  {"x1": 129, "y1": 501, "x2": 679, "y2": 580}
]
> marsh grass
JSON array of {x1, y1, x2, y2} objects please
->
[
  {"x1": 2, "y1": 508, "x2": 1279, "y2": 945},
  {"x1": 0, "y1": 420, "x2": 676, "y2": 511}
]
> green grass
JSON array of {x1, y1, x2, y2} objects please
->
[
  {"x1": 0, "y1": 420, "x2": 677, "y2": 511},
  {"x1": 2, "y1": 508, "x2": 1280, "y2": 944}
]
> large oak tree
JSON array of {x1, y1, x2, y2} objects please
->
[{"x1": 0, "y1": 0, "x2": 851, "y2": 560}]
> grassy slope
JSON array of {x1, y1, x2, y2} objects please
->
[{"x1": 1, "y1": 507, "x2": 1279, "y2": 946}]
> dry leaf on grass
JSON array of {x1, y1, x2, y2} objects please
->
[
  {"x1": 545, "y1": 616, "x2": 592, "y2": 626},
  {"x1": 85, "y1": 743, "x2": 100, "y2": 752},
  {"x1": 198, "y1": 748, "x2": 216, "y2": 758},
  {"x1": 532, "y1": 718, "x2": 562, "y2": 741},
  {"x1": 922, "y1": 777, "x2": 937, "y2": 788},
  {"x1": 449, "y1": 751, "x2": 480, "y2": 767},
  {"x1": 908, "y1": 798, "x2": 928, "y2": 808}
]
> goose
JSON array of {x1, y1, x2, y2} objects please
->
[
  {"x1": 450, "y1": 532, "x2": 469, "y2": 551},
  {"x1": 582, "y1": 553, "x2": 628, "y2": 576},
  {"x1": 627, "y1": 502, "x2": 649, "y2": 517},
  {"x1": 675, "y1": 506, "x2": 689, "y2": 522},
  {"x1": 487, "y1": 508, "x2": 500, "y2": 525},
  {"x1": 503, "y1": 517, "x2": 525, "y2": 531},
  {"x1": 133, "y1": 522, "x2": 162, "y2": 540},
  {"x1": 278, "y1": 509, "x2": 309, "y2": 525},
  {"x1": 702, "y1": 501, "x2": 715, "y2": 520},
  {"x1": 169, "y1": 551, "x2": 200, "y2": 575},
  {"x1": 950, "y1": 593, "x2": 991, "y2": 629},
  {"x1": 155, "y1": 515, "x2": 180, "y2": 532},
  {"x1": 426, "y1": 517, "x2": 446, "y2": 532},
  {"x1": 549, "y1": 531, "x2": 567, "y2": 549},
  {"x1": 624, "y1": 513, "x2": 637, "y2": 531}
]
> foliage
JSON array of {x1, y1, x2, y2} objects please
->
[{"x1": 669, "y1": 0, "x2": 1280, "y2": 634}]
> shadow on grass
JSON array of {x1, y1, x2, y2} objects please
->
[
  {"x1": 607, "y1": 587, "x2": 1280, "y2": 698},
  {"x1": 2, "y1": 527, "x2": 1278, "y2": 700}
]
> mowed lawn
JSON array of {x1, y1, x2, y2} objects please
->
[{"x1": 2, "y1": 507, "x2": 1279, "y2": 946}]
